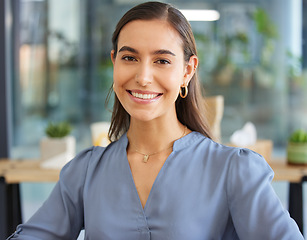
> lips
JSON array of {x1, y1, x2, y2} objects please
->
[
  {"x1": 127, "y1": 90, "x2": 162, "y2": 100},
  {"x1": 131, "y1": 92, "x2": 159, "y2": 99}
]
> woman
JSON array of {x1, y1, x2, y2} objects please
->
[{"x1": 9, "y1": 2, "x2": 303, "y2": 240}]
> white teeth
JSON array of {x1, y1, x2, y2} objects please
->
[{"x1": 131, "y1": 92, "x2": 158, "y2": 99}]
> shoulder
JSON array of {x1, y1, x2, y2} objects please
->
[
  {"x1": 221, "y1": 145, "x2": 274, "y2": 196},
  {"x1": 225, "y1": 146, "x2": 273, "y2": 177},
  {"x1": 218, "y1": 141, "x2": 273, "y2": 179},
  {"x1": 61, "y1": 136, "x2": 126, "y2": 177},
  {"x1": 61, "y1": 146, "x2": 103, "y2": 173},
  {"x1": 186, "y1": 132, "x2": 272, "y2": 173}
]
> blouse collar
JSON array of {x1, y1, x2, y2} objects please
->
[{"x1": 119, "y1": 131, "x2": 205, "y2": 152}]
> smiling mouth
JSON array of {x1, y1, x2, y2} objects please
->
[{"x1": 128, "y1": 91, "x2": 162, "y2": 100}]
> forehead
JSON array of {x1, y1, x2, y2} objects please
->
[{"x1": 117, "y1": 19, "x2": 183, "y2": 53}]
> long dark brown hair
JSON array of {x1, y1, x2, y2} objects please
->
[{"x1": 108, "y1": 1, "x2": 212, "y2": 141}]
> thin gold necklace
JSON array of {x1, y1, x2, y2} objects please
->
[{"x1": 129, "y1": 126, "x2": 187, "y2": 163}]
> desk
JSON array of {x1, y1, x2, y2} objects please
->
[
  {"x1": 269, "y1": 160, "x2": 307, "y2": 182},
  {"x1": 2, "y1": 161, "x2": 60, "y2": 183},
  {"x1": 0, "y1": 158, "x2": 306, "y2": 238},
  {"x1": 0, "y1": 159, "x2": 60, "y2": 239},
  {"x1": 269, "y1": 160, "x2": 307, "y2": 235}
]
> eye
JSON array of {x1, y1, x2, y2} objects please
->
[
  {"x1": 155, "y1": 59, "x2": 171, "y2": 65},
  {"x1": 122, "y1": 56, "x2": 137, "y2": 62}
]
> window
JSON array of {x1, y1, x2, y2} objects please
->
[
  {"x1": 8, "y1": 0, "x2": 307, "y2": 158},
  {"x1": 3, "y1": 0, "x2": 306, "y2": 237}
]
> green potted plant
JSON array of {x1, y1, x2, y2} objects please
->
[
  {"x1": 287, "y1": 129, "x2": 307, "y2": 165},
  {"x1": 252, "y1": 7, "x2": 279, "y2": 88},
  {"x1": 40, "y1": 122, "x2": 76, "y2": 169},
  {"x1": 212, "y1": 32, "x2": 249, "y2": 87}
]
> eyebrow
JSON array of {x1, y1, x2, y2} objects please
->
[
  {"x1": 118, "y1": 46, "x2": 138, "y2": 54},
  {"x1": 152, "y1": 49, "x2": 176, "y2": 56},
  {"x1": 118, "y1": 46, "x2": 176, "y2": 56}
]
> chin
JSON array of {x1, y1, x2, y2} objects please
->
[{"x1": 130, "y1": 112, "x2": 158, "y2": 123}]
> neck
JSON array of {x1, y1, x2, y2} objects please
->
[{"x1": 127, "y1": 119, "x2": 188, "y2": 154}]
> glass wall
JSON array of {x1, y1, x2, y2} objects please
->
[
  {"x1": 11, "y1": 0, "x2": 111, "y2": 158},
  {"x1": 6, "y1": 0, "x2": 307, "y2": 237},
  {"x1": 10, "y1": 0, "x2": 307, "y2": 158}
]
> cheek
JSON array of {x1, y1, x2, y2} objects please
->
[
  {"x1": 113, "y1": 63, "x2": 134, "y2": 86},
  {"x1": 163, "y1": 69, "x2": 184, "y2": 89},
  {"x1": 112, "y1": 67, "x2": 123, "y2": 97},
  {"x1": 112, "y1": 67, "x2": 125, "y2": 92},
  {"x1": 112, "y1": 63, "x2": 121, "y2": 82}
]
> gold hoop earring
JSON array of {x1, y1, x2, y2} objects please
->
[{"x1": 180, "y1": 85, "x2": 188, "y2": 98}]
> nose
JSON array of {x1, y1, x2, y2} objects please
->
[{"x1": 135, "y1": 62, "x2": 152, "y2": 86}]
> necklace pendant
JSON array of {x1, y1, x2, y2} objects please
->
[{"x1": 143, "y1": 155, "x2": 149, "y2": 163}]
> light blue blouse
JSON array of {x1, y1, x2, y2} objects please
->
[{"x1": 9, "y1": 132, "x2": 303, "y2": 239}]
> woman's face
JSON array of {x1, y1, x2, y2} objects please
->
[{"x1": 111, "y1": 19, "x2": 197, "y2": 123}]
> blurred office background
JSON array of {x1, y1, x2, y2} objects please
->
[{"x1": 1, "y1": 0, "x2": 307, "y2": 238}]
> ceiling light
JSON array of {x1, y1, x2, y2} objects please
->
[{"x1": 180, "y1": 9, "x2": 220, "y2": 21}]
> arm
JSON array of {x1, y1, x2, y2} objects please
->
[
  {"x1": 8, "y1": 147, "x2": 94, "y2": 240},
  {"x1": 227, "y1": 148, "x2": 304, "y2": 240}
]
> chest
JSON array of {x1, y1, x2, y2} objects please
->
[
  {"x1": 82, "y1": 150, "x2": 232, "y2": 239},
  {"x1": 127, "y1": 150, "x2": 171, "y2": 208}
]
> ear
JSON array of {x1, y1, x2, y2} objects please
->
[
  {"x1": 111, "y1": 50, "x2": 115, "y2": 65},
  {"x1": 183, "y1": 55, "x2": 198, "y2": 86}
]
